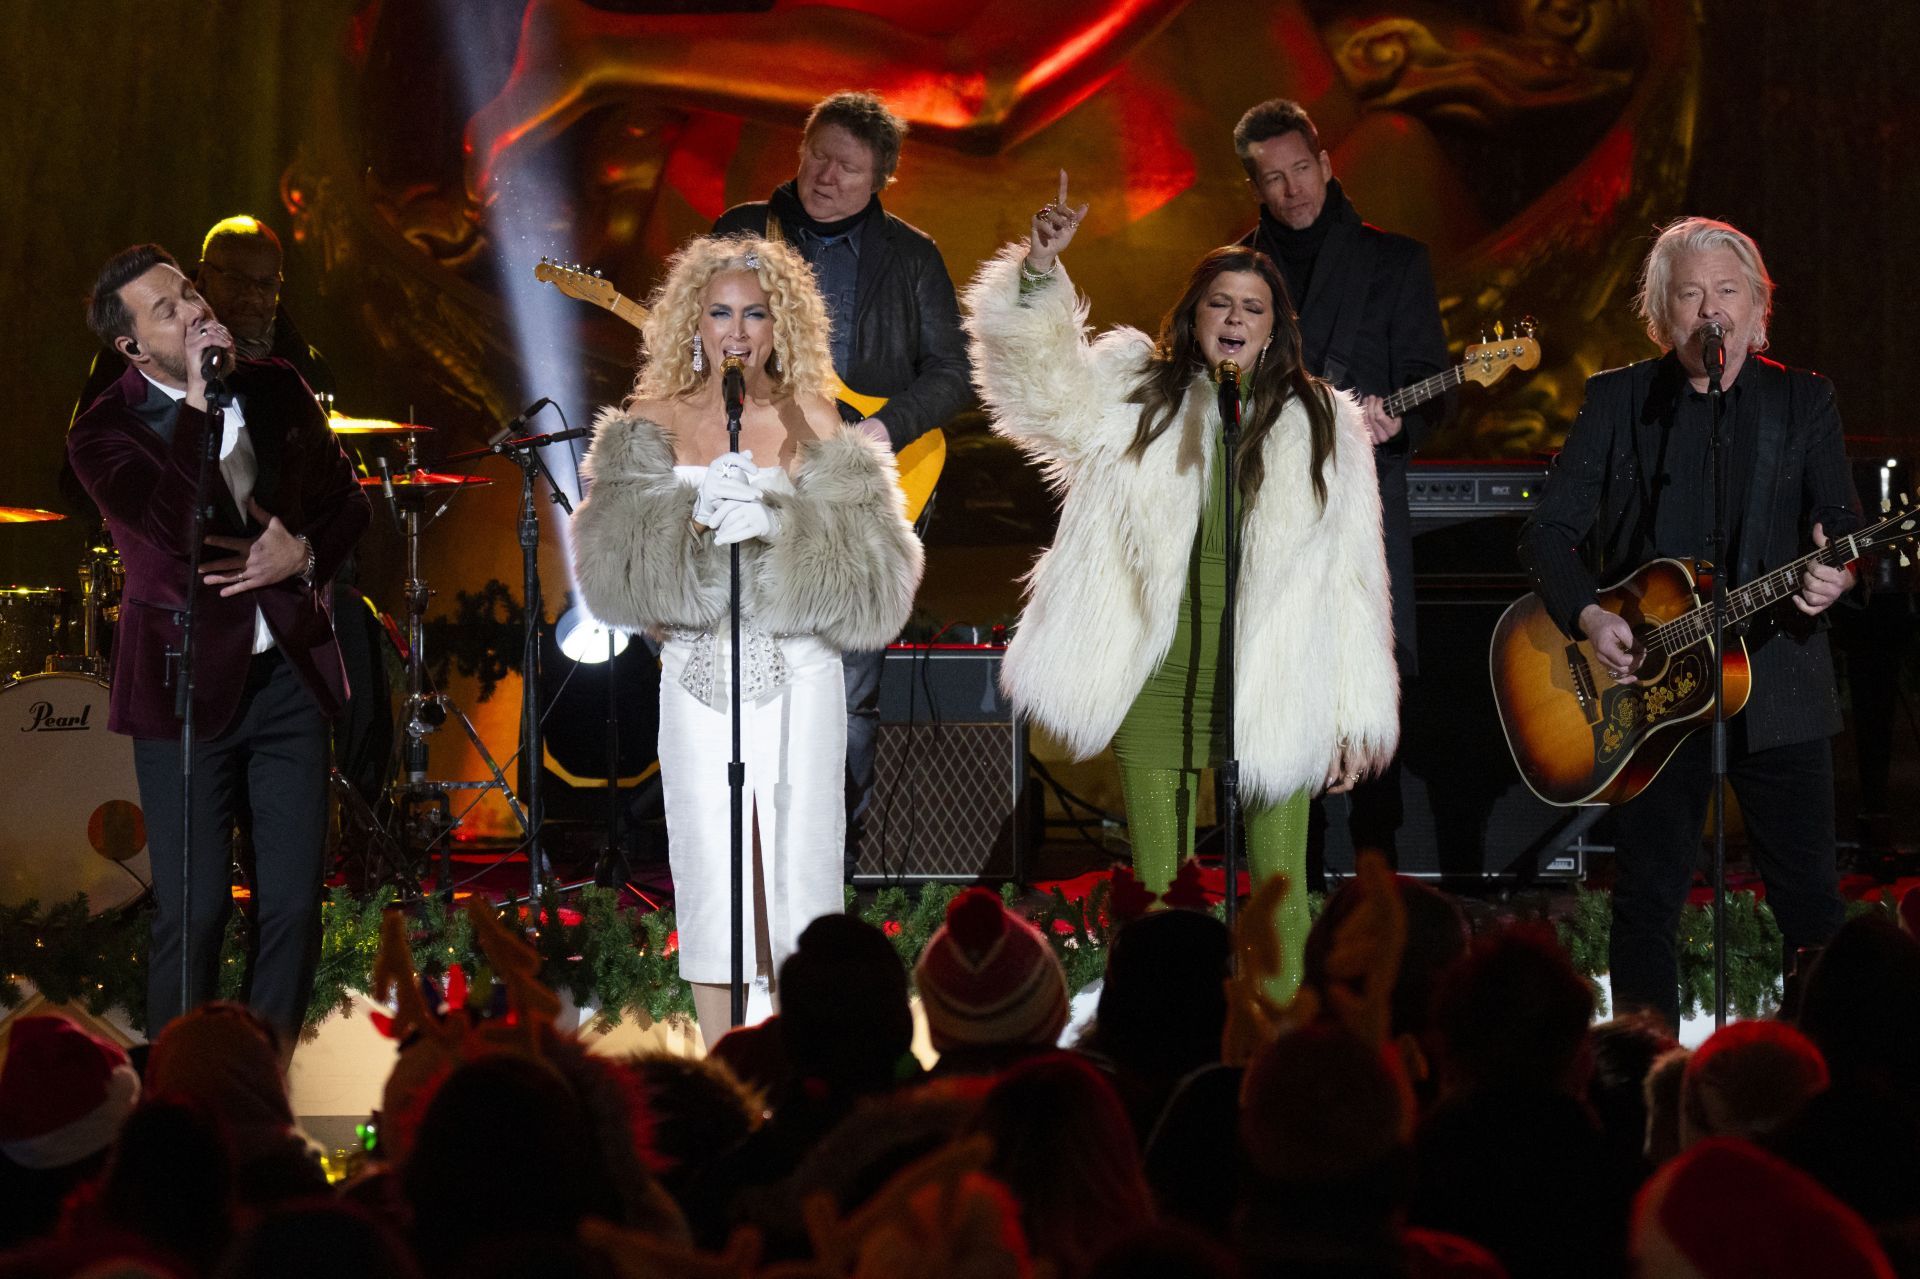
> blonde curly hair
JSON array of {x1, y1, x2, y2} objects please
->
[{"x1": 627, "y1": 234, "x2": 835, "y2": 406}]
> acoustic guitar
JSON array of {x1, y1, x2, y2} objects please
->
[
  {"x1": 533, "y1": 258, "x2": 945, "y2": 523},
  {"x1": 1490, "y1": 503, "x2": 1920, "y2": 806},
  {"x1": 1383, "y1": 320, "x2": 1541, "y2": 416}
]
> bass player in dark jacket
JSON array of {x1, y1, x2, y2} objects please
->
[{"x1": 1233, "y1": 98, "x2": 1452, "y2": 864}]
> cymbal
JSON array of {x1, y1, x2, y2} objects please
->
[
  {"x1": 330, "y1": 413, "x2": 434, "y2": 436},
  {"x1": 358, "y1": 471, "x2": 493, "y2": 493},
  {"x1": 0, "y1": 506, "x2": 65, "y2": 524}
]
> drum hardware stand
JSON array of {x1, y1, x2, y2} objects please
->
[
  {"x1": 379, "y1": 427, "x2": 527, "y2": 902},
  {"x1": 330, "y1": 767, "x2": 420, "y2": 898},
  {"x1": 441, "y1": 414, "x2": 586, "y2": 913}
]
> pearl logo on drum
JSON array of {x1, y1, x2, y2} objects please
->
[{"x1": 22, "y1": 700, "x2": 93, "y2": 732}]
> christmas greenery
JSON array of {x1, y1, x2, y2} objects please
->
[{"x1": 1, "y1": 881, "x2": 1903, "y2": 1035}]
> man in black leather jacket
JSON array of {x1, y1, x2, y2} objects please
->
[{"x1": 714, "y1": 91, "x2": 972, "y2": 874}]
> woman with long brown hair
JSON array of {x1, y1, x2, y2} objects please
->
[{"x1": 964, "y1": 176, "x2": 1398, "y2": 998}]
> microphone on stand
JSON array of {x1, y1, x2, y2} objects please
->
[
  {"x1": 375, "y1": 456, "x2": 402, "y2": 530},
  {"x1": 1701, "y1": 320, "x2": 1726, "y2": 388},
  {"x1": 1214, "y1": 359, "x2": 1243, "y2": 430},
  {"x1": 199, "y1": 344, "x2": 231, "y2": 384},
  {"x1": 722, "y1": 355, "x2": 746, "y2": 428}
]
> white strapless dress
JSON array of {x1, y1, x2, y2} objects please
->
[{"x1": 658, "y1": 465, "x2": 847, "y2": 994}]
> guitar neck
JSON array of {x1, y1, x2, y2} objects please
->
[
  {"x1": 604, "y1": 293, "x2": 647, "y2": 329},
  {"x1": 1382, "y1": 365, "x2": 1467, "y2": 417},
  {"x1": 1648, "y1": 541, "x2": 1854, "y2": 653}
]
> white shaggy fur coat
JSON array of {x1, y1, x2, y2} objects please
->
[
  {"x1": 570, "y1": 410, "x2": 924, "y2": 650},
  {"x1": 964, "y1": 248, "x2": 1399, "y2": 805}
]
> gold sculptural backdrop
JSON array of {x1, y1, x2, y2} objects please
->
[{"x1": 285, "y1": 0, "x2": 1700, "y2": 454}]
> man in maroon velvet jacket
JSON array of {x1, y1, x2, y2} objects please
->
[{"x1": 68, "y1": 243, "x2": 370, "y2": 1041}]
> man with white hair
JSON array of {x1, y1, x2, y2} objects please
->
[{"x1": 1518, "y1": 217, "x2": 1858, "y2": 1029}]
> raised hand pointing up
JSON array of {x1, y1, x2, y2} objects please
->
[{"x1": 1026, "y1": 170, "x2": 1088, "y2": 274}]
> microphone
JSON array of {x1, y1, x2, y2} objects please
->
[
  {"x1": 199, "y1": 344, "x2": 231, "y2": 384},
  {"x1": 1214, "y1": 359, "x2": 1242, "y2": 430},
  {"x1": 499, "y1": 397, "x2": 553, "y2": 439},
  {"x1": 722, "y1": 355, "x2": 746, "y2": 425},
  {"x1": 1700, "y1": 320, "x2": 1726, "y2": 385},
  {"x1": 375, "y1": 456, "x2": 402, "y2": 529}
]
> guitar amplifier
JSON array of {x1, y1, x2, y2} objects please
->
[{"x1": 853, "y1": 645, "x2": 1029, "y2": 885}]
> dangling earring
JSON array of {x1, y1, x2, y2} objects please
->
[{"x1": 691, "y1": 333, "x2": 706, "y2": 374}]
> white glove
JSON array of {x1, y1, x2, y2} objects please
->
[
  {"x1": 711, "y1": 498, "x2": 782, "y2": 546},
  {"x1": 694, "y1": 450, "x2": 759, "y2": 526}
]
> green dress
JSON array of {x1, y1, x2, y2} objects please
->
[{"x1": 1110, "y1": 446, "x2": 1309, "y2": 1000}]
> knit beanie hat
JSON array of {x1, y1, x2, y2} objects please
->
[
  {"x1": 915, "y1": 889, "x2": 1069, "y2": 1054},
  {"x1": 0, "y1": 1013, "x2": 141, "y2": 1169}
]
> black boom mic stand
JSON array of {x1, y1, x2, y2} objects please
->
[
  {"x1": 1702, "y1": 319, "x2": 1731, "y2": 1029},
  {"x1": 1214, "y1": 359, "x2": 1244, "y2": 932},
  {"x1": 721, "y1": 355, "x2": 749, "y2": 1027},
  {"x1": 441, "y1": 406, "x2": 588, "y2": 912},
  {"x1": 172, "y1": 344, "x2": 231, "y2": 1013}
]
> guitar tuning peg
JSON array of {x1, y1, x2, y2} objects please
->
[
  {"x1": 1884, "y1": 498, "x2": 1893, "y2": 514},
  {"x1": 1520, "y1": 315, "x2": 1538, "y2": 337},
  {"x1": 1494, "y1": 320, "x2": 1506, "y2": 340},
  {"x1": 593, "y1": 269, "x2": 602, "y2": 278}
]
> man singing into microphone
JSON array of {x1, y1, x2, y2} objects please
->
[
  {"x1": 68, "y1": 244, "x2": 370, "y2": 1046},
  {"x1": 1518, "y1": 218, "x2": 1857, "y2": 1029}
]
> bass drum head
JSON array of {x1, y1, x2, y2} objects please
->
[{"x1": 0, "y1": 673, "x2": 149, "y2": 913}]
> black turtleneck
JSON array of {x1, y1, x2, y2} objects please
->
[{"x1": 1251, "y1": 178, "x2": 1356, "y2": 313}]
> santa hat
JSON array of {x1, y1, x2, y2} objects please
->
[
  {"x1": 0, "y1": 1014, "x2": 141, "y2": 1169},
  {"x1": 915, "y1": 889, "x2": 1068, "y2": 1053},
  {"x1": 1637, "y1": 1137, "x2": 1894, "y2": 1279}
]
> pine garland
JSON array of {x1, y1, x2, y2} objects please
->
[{"x1": 1, "y1": 881, "x2": 1901, "y2": 1034}]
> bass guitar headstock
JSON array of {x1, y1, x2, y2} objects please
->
[{"x1": 1460, "y1": 317, "x2": 1541, "y2": 389}]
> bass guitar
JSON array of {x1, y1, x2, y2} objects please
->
[
  {"x1": 1490, "y1": 503, "x2": 1920, "y2": 806},
  {"x1": 1383, "y1": 320, "x2": 1541, "y2": 417},
  {"x1": 533, "y1": 258, "x2": 946, "y2": 523}
]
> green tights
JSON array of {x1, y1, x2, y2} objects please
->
[{"x1": 1120, "y1": 765, "x2": 1310, "y2": 1003}]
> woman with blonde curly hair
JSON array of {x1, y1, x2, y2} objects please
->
[{"x1": 573, "y1": 235, "x2": 923, "y2": 1041}]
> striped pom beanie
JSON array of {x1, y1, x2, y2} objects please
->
[{"x1": 915, "y1": 889, "x2": 1069, "y2": 1053}]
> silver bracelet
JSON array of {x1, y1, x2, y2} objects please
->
[
  {"x1": 297, "y1": 535, "x2": 316, "y2": 586},
  {"x1": 1019, "y1": 255, "x2": 1057, "y2": 282}
]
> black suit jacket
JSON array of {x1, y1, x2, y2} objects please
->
[
  {"x1": 1240, "y1": 195, "x2": 1450, "y2": 673},
  {"x1": 1517, "y1": 353, "x2": 1858, "y2": 751},
  {"x1": 712, "y1": 197, "x2": 972, "y2": 451},
  {"x1": 67, "y1": 360, "x2": 370, "y2": 739}
]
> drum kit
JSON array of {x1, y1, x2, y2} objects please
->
[{"x1": 0, "y1": 411, "x2": 516, "y2": 919}]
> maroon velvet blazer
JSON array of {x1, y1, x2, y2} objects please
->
[{"x1": 67, "y1": 360, "x2": 371, "y2": 740}]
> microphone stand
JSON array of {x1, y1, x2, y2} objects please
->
[
  {"x1": 173, "y1": 357, "x2": 230, "y2": 1015},
  {"x1": 446, "y1": 417, "x2": 579, "y2": 915},
  {"x1": 723, "y1": 360, "x2": 748, "y2": 1028},
  {"x1": 1704, "y1": 332, "x2": 1730, "y2": 1029},
  {"x1": 1215, "y1": 362, "x2": 1244, "y2": 932}
]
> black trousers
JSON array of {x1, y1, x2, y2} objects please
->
[
  {"x1": 1609, "y1": 722, "x2": 1846, "y2": 1028},
  {"x1": 842, "y1": 646, "x2": 886, "y2": 877},
  {"x1": 134, "y1": 648, "x2": 331, "y2": 1040}
]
